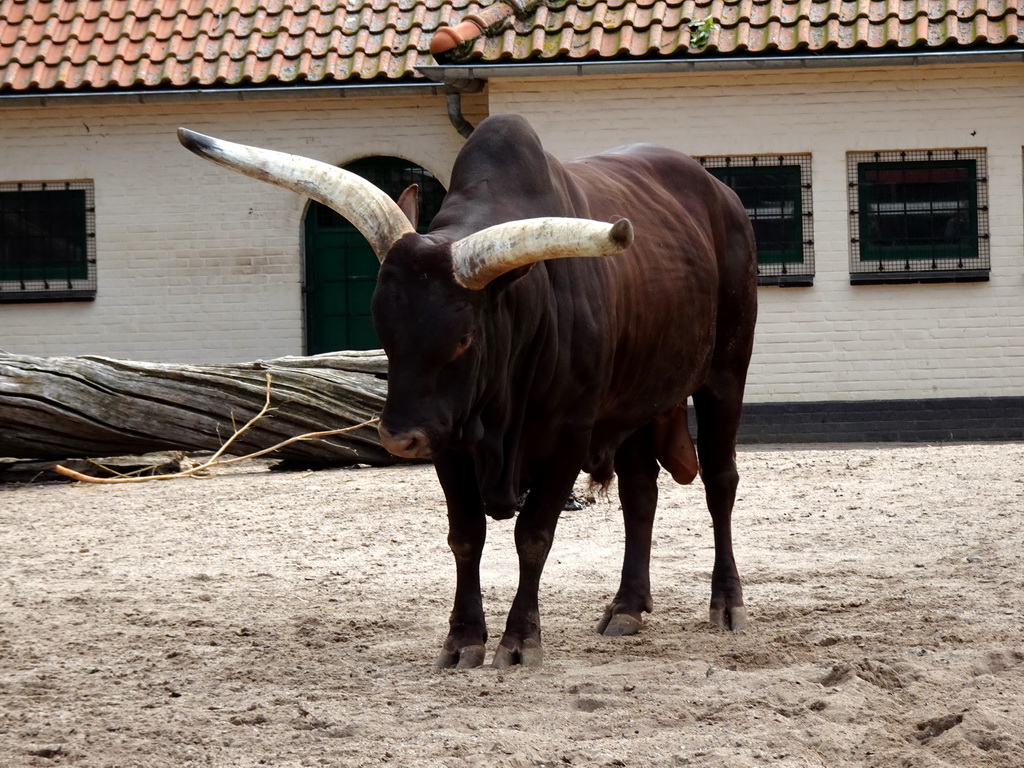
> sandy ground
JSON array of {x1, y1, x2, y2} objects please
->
[{"x1": 1, "y1": 442, "x2": 1022, "y2": 768}]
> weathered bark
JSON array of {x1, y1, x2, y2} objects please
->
[{"x1": 0, "y1": 351, "x2": 396, "y2": 466}]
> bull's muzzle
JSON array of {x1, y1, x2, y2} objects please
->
[{"x1": 378, "y1": 424, "x2": 432, "y2": 460}]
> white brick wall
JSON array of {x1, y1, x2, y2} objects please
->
[
  {"x1": 487, "y1": 63, "x2": 1024, "y2": 403},
  {"x1": 0, "y1": 92, "x2": 484, "y2": 363}
]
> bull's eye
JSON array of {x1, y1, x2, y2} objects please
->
[{"x1": 453, "y1": 333, "x2": 474, "y2": 359}]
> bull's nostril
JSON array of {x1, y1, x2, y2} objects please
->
[{"x1": 379, "y1": 425, "x2": 432, "y2": 459}]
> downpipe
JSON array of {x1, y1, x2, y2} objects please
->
[{"x1": 446, "y1": 90, "x2": 475, "y2": 138}]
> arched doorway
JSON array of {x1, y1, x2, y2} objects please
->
[{"x1": 303, "y1": 157, "x2": 446, "y2": 354}]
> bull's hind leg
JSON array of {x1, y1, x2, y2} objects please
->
[
  {"x1": 597, "y1": 423, "x2": 659, "y2": 636},
  {"x1": 693, "y1": 200, "x2": 756, "y2": 632},
  {"x1": 693, "y1": 384, "x2": 747, "y2": 631}
]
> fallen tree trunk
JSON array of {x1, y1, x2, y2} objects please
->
[{"x1": 0, "y1": 351, "x2": 396, "y2": 466}]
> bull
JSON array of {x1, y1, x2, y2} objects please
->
[{"x1": 178, "y1": 114, "x2": 757, "y2": 668}]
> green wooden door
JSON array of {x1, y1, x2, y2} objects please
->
[{"x1": 303, "y1": 157, "x2": 446, "y2": 354}]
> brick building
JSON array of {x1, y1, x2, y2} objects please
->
[{"x1": 1, "y1": 1, "x2": 1022, "y2": 441}]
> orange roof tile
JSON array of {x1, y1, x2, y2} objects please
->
[{"x1": 0, "y1": 1, "x2": 1020, "y2": 94}]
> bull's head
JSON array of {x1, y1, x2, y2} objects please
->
[{"x1": 178, "y1": 129, "x2": 633, "y2": 460}]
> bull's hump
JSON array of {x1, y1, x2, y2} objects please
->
[
  {"x1": 454, "y1": 115, "x2": 548, "y2": 182},
  {"x1": 472, "y1": 113, "x2": 539, "y2": 143}
]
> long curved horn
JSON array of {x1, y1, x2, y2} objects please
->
[
  {"x1": 177, "y1": 128, "x2": 414, "y2": 261},
  {"x1": 450, "y1": 217, "x2": 634, "y2": 290}
]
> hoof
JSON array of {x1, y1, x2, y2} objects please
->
[
  {"x1": 491, "y1": 641, "x2": 543, "y2": 668},
  {"x1": 596, "y1": 612, "x2": 643, "y2": 636},
  {"x1": 436, "y1": 644, "x2": 486, "y2": 669},
  {"x1": 709, "y1": 605, "x2": 748, "y2": 632}
]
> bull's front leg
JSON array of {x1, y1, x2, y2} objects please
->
[
  {"x1": 434, "y1": 452, "x2": 489, "y2": 669},
  {"x1": 492, "y1": 460, "x2": 582, "y2": 669}
]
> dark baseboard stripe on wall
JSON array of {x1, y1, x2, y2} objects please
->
[{"x1": 735, "y1": 397, "x2": 1024, "y2": 444}]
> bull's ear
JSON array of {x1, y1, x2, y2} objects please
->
[
  {"x1": 487, "y1": 264, "x2": 534, "y2": 292},
  {"x1": 396, "y1": 184, "x2": 419, "y2": 229}
]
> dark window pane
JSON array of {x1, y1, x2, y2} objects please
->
[
  {"x1": 857, "y1": 160, "x2": 978, "y2": 262},
  {"x1": 707, "y1": 164, "x2": 804, "y2": 265},
  {"x1": 0, "y1": 189, "x2": 88, "y2": 280}
]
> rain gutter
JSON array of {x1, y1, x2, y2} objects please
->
[
  {"x1": 0, "y1": 81, "x2": 446, "y2": 109},
  {"x1": 417, "y1": 48, "x2": 1024, "y2": 86}
]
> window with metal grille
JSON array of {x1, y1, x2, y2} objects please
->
[
  {"x1": 699, "y1": 154, "x2": 814, "y2": 287},
  {"x1": 848, "y1": 149, "x2": 990, "y2": 284},
  {"x1": 0, "y1": 180, "x2": 97, "y2": 302}
]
